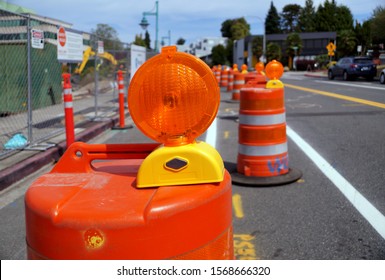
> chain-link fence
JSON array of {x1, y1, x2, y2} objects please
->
[{"x1": 0, "y1": 8, "x2": 147, "y2": 159}]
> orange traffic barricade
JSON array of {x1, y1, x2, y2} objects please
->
[
  {"x1": 232, "y1": 60, "x2": 301, "y2": 186},
  {"x1": 220, "y1": 66, "x2": 228, "y2": 88},
  {"x1": 227, "y1": 68, "x2": 234, "y2": 92},
  {"x1": 25, "y1": 46, "x2": 234, "y2": 260},
  {"x1": 237, "y1": 85, "x2": 288, "y2": 177},
  {"x1": 232, "y1": 72, "x2": 245, "y2": 101}
]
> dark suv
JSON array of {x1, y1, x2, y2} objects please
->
[{"x1": 328, "y1": 57, "x2": 376, "y2": 81}]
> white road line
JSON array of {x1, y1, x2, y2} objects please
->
[
  {"x1": 287, "y1": 125, "x2": 385, "y2": 240},
  {"x1": 315, "y1": 80, "x2": 385, "y2": 91},
  {"x1": 205, "y1": 117, "x2": 217, "y2": 148}
]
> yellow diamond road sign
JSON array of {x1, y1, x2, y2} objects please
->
[{"x1": 326, "y1": 42, "x2": 336, "y2": 56}]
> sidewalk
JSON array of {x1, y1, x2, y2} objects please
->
[{"x1": 0, "y1": 83, "x2": 133, "y2": 191}]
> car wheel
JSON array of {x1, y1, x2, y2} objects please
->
[
  {"x1": 380, "y1": 73, "x2": 385, "y2": 84},
  {"x1": 328, "y1": 70, "x2": 334, "y2": 80},
  {"x1": 343, "y1": 71, "x2": 350, "y2": 81}
]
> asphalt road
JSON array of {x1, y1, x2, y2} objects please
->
[{"x1": 1, "y1": 72, "x2": 384, "y2": 260}]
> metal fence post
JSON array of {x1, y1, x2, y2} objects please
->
[{"x1": 27, "y1": 14, "x2": 33, "y2": 144}]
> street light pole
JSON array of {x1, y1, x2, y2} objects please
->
[{"x1": 139, "y1": 1, "x2": 159, "y2": 52}]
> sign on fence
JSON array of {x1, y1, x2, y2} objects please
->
[
  {"x1": 130, "y1": 44, "x2": 146, "y2": 81},
  {"x1": 31, "y1": 29, "x2": 44, "y2": 49},
  {"x1": 57, "y1": 26, "x2": 83, "y2": 63}
]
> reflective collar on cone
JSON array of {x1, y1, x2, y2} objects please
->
[{"x1": 238, "y1": 142, "x2": 287, "y2": 156}]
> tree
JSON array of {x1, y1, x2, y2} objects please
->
[
  {"x1": 144, "y1": 30, "x2": 151, "y2": 50},
  {"x1": 281, "y1": 4, "x2": 302, "y2": 33},
  {"x1": 220, "y1": 17, "x2": 250, "y2": 40},
  {"x1": 299, "y1": 0, "x2": 316, "y2": 32},
  {"x1": 266, "y1": 42, "x2": 282, "y2": 62},
  {"x1": 314, "y1": 0, "x2": 353, "y2": 32},
  {"x1": 133, "y1": 34, "x2": 146, "y2": 47},
  {"x1": 211, "y1": 44, "x2": 228, "y2": 65},
  {"x1": 355, "y1": 20, "x2": 372, "y2": 55},
  {"x1": 252, "y1": 36, "x2": 263, "y2": 62},
  {"x1": 371, "y1": 6, "x2": 385, "y2": 45},
  {"x1": 337, "y1": 29, "x2": 357, "y2": 57},
  {"x1": 285, "y1": 33, "x2": 302, "y2": 69},
  {"x1": 265, "y1": 1, "x2": 281, "y2": 34},
  {"x1": 176, "y1": 38, "x2": 186, "y2": 45},
  {"x1": 91, "y1": 23, "x2": 122, "y2": 50},
  {"x1": 220, "y1": 17, "x2": 251, "y2": 64}
]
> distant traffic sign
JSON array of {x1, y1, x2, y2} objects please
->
[{"x1": 326, "y1": 42, "x2": 336, "y2": 56}]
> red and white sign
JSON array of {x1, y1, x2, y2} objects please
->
[
  {"x1": 58, "y1": 27, "x2": 66, "y2": 47},
  {"x1": 31, "y1": 29, "x2": 44, "y2": 49},
  {"x1": 57, "y1": 26, "x2": 83, "y2": 63}
]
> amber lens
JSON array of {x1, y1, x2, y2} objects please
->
[
  {"x1": 265, "y1": 60, "x2": 284, "y2": 80},
  {"x1": 255, "y1": 62, "x2": 264, "y2": 72},
  {"x1": 128, "y1": 46, "x2": 220, "y2": 146}
]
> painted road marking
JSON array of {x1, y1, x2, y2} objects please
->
[
  {"x1": 316, "y1": 80, "x2": 385, "y2": 91},
  {"x1": 286, "y1": 83, "x2": 385, "y2": 109},
  {"x1": 233, "y1": 234, "x2": 258, "y2": 260},
  {"x1": 287, "y1": 125, "x2": 385, "y2": 240},
  {"x1": 232, "y1": 194, "x2": 244, "y2": 219},
  {"x1": 205, "y1": 117, "x2": 217, "y2": 148},
  {"x1": 224, "y1": 131, "x2": 230, "y2": 139}
]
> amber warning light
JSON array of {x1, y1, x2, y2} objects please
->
[{"x1": 128, "y1": 46, "x2": 224, "y2": 188}]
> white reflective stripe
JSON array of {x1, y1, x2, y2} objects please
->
[
  {"x1": 238, "y1": 142, "x2": 287, "y2": 156},
  {"x1": 118, "y1": 80, "x2": 124, "y2": 85},
  {"x1": 63, "y1": 89, "x2": 72, "y2": 95},
  {"x1": 64, "y1": 102, "x2": 73, "y2": 108},
  {"x1": 239, "y1": 113, "x2": 286, "y2": 125},
  {"x1": 119, "y1": 89, "x2": 124, "y2": 94},
  {"x1": 233, "y1": 89, "x2": 240, "y2": 93},
  {"x1": 234, "y1": 80, "x2": 245, "y2": 85}
]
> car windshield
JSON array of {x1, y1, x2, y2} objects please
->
[{"x1": 353, "y1": 59, "x2": 372, "y2": 64}]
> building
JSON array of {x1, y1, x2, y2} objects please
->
[
  {"x1": 177, "y1": 37, "x2": 228, "y2": 64},
  {"x1": 234, "y1": 32, "x2": 337, "y2": 69}
]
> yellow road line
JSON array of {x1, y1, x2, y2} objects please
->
[
  {"x1": 232, "y1": 194, "x2": 244, "y2": 219},
  {"x1": 286, "y1": 83, "x2": 385, "y2": 109},
  {"x1": 224, "y1": 131, "x2": 229, "y2": 139}
]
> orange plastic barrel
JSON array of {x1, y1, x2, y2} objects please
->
[
  {"x1": 227, "y1": 69, "x2": 234, "y2": 92},
  {"x1": 25, "y1": 142, "x2": 233, "y2": 260},
  {"x1": 232, "y1": 72, "x2": 245, "y2": 100},
  {"x1": 237, "y1": 86, "x2": 288, "y2": 177},
  {"x1": 215, "y1": 66, "x2": 221, "y2": 85},
  {"x1": 220, "y1": 67, "x2": 228, "y2": 88}
]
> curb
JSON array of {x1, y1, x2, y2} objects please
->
[{"x1": 0, "y1": 116, "x2": 121, "y2": 192}]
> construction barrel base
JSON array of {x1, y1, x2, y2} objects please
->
[
  {"x1": 231, "y1": 168, "x2": 302, "y2": 187},
  {"x1": 25, "y1": 142, "x2": 234, "y2": 260}
]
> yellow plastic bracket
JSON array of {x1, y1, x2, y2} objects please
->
[
  {"x1": 266, "y1": 79, "x2": 284, "y2": 89},
  {"x1": 136, "y1": 141, "x2": 225, "y2": 188}
]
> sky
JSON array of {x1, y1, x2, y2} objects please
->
[{"x1": 6, "y1": 0, "x2": 385, "y2": 47}]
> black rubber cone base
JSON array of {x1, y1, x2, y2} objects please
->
[
  {"x1": 112, "y1": 124, "x2": 133, "y2": 130},
  {"x1": 231, "y1": 168, "x2": 302, "y2": 187}
]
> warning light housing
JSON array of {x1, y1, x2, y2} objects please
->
[
  {"x1": 255, "y1": 62, "x2": 265, "y2": 74},
  {"x1": 265, "y1": 60, "x2": 284, "y2": 88},
  {"x1": 129, "y1": 46, "x2": 219, "y2": 146},
  {"x1": 128, "y1": 46, "x2": 224, "y2": 188}
]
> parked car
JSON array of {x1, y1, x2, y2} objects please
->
[
  {"x1": 380, "y1": 68, "x2": 385, "y2": 84},
  {"x1": 328, "y1": 56, "x2": 377, "y2": 81}
]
